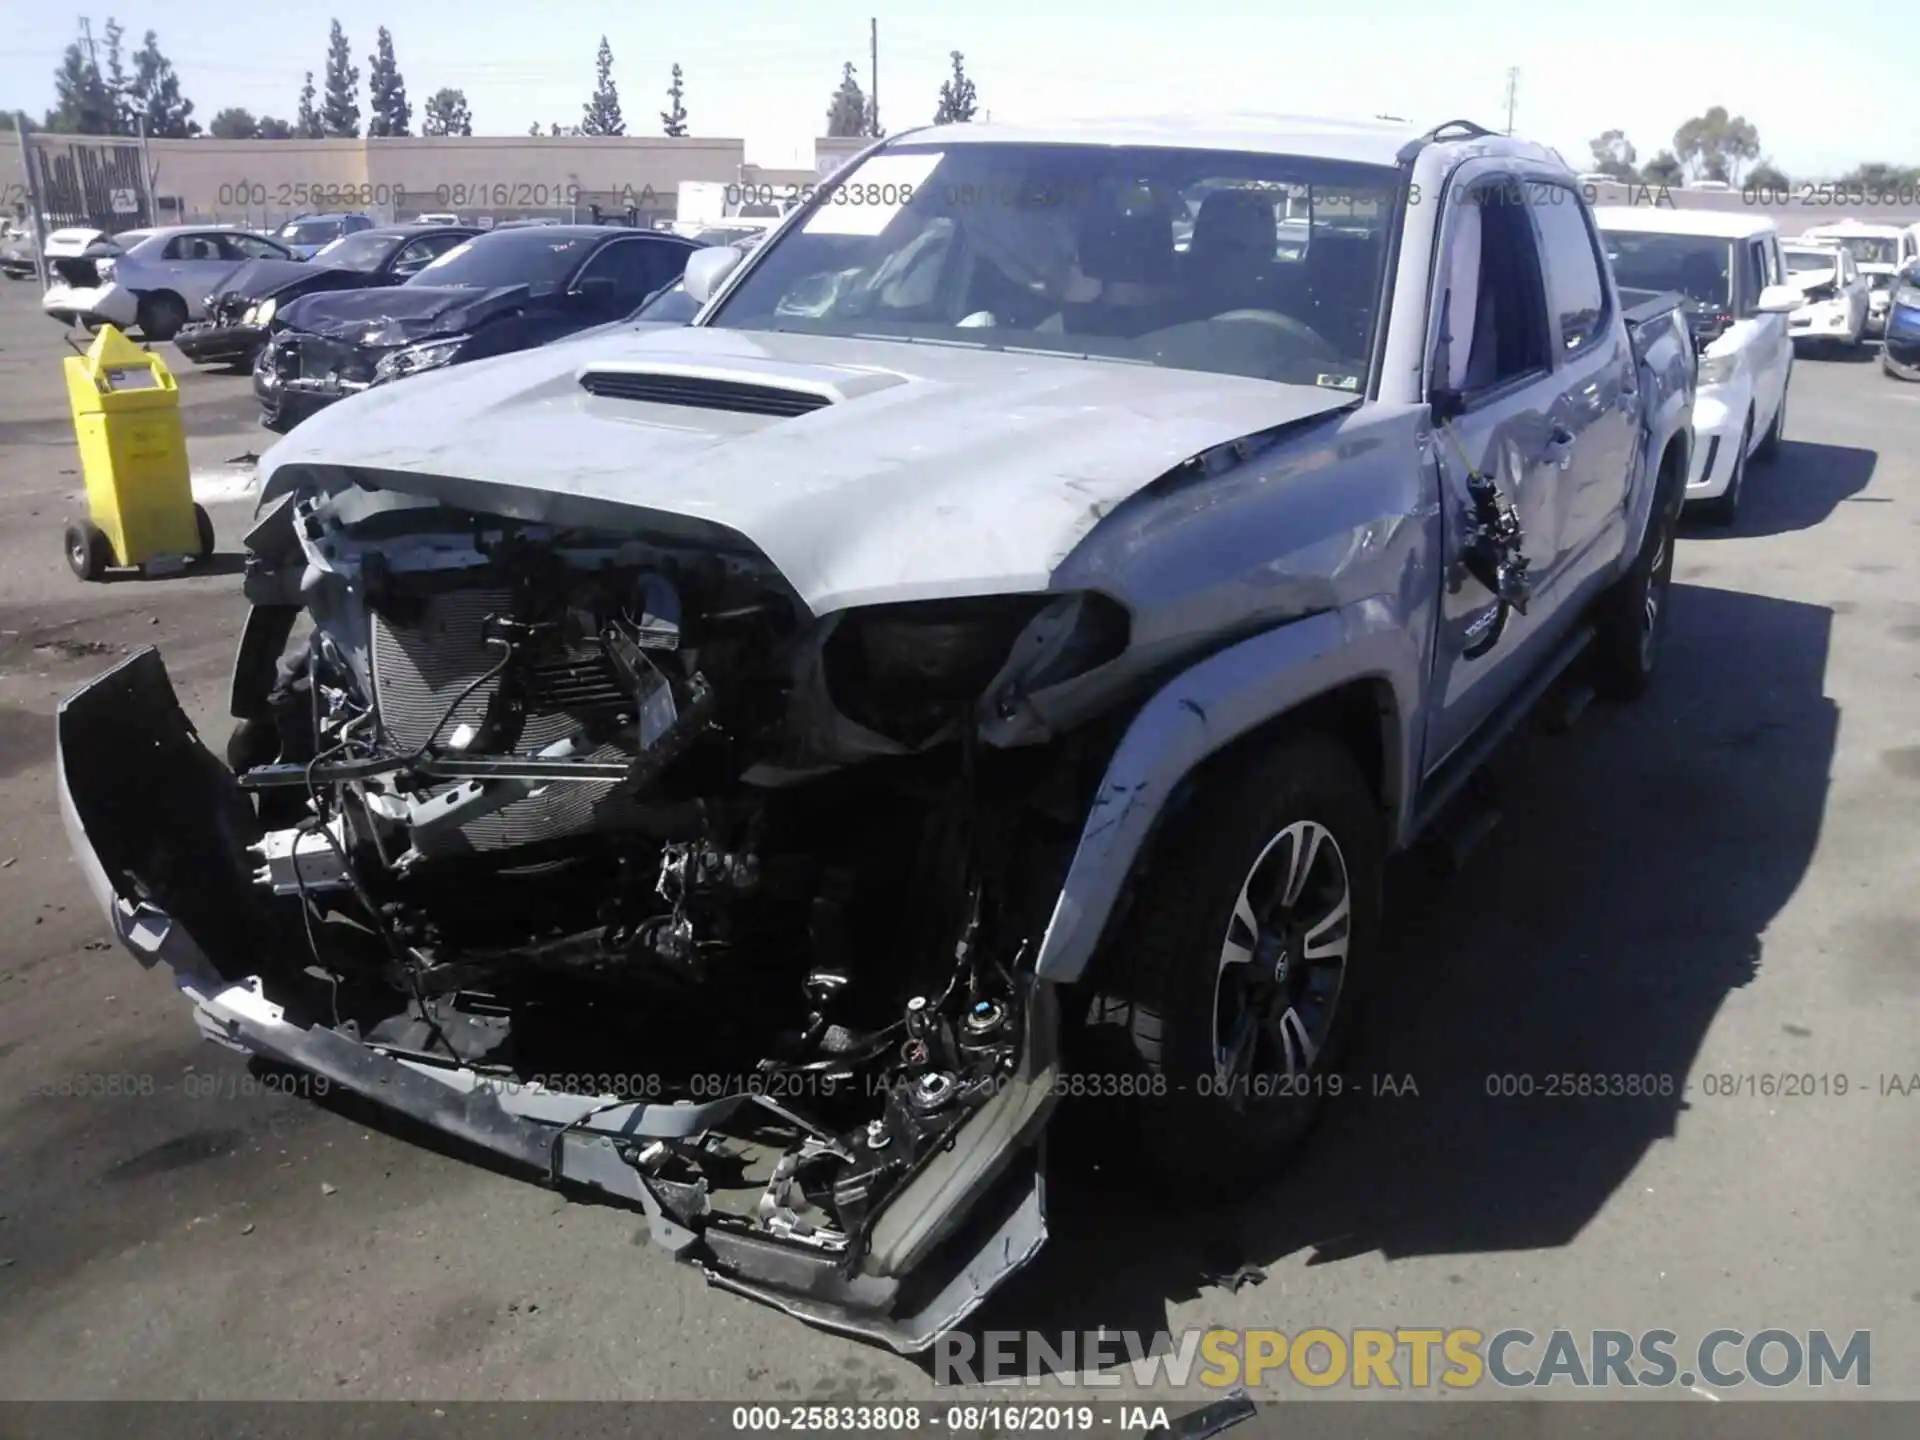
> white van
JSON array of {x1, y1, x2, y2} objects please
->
[
  {"x1": 1596, "y1": 207, "x2": 1799, "y2": 525},
  {"x1": 1798, "y1": 220, "x2": 1920, "y2": 336}
]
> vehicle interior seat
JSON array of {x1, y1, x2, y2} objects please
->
[
  {"x1": 1049, "y1": 189, "x2": 1182, "y2": 338},
  {"x1": 1183, "y1": 189, "x2": 1279, "y2": 315},
  {"x1": 1298, "y1": 235, "x2": 1383, "y2": 356},
  {"x1": 1678, "y1": 251, "x2": 1730, "y2": 307}
]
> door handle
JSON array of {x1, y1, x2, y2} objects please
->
[{"x1": 1542, "y1": 426, "x2": 1575, "y2": 464}]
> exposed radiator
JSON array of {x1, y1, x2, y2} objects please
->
[{"x1": 369, "y1": 590, "x2": 643, "y2": 857}]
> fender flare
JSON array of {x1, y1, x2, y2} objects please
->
[{"x1": 1031, "y1": 603, "x2": 1419, "y2": 985}]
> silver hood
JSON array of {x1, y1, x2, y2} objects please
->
[{"x1": 257, "y1": 325, "x2": 1357, "y2": 615}]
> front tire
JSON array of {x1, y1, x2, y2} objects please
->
[{"x1": 1098, "y1": 733, "x2": 1383, "y2": 1188}]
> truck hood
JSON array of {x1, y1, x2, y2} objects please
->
[
  {"x1": 257, "y1": 326, "x2": 1358, "y2": 614},
  {"x1": 278, "y1": 283, "x2": 533, "y2": 344}
]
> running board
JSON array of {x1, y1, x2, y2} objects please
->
[{"x1": 1409, "y1": 624, "x2": 1596, "y2": 842}]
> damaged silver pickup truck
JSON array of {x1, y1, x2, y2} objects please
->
[{"x1": 59, "y1": 117, "x2": 1695, "y2": 1349}]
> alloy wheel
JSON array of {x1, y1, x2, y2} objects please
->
[{"x1": 1211, "y1": 819, "x2": 1352, "y2": 1102}]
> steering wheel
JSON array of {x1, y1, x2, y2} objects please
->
[{"x1": 1208, "y1": 309, "x2": 1340, "y2": 358}]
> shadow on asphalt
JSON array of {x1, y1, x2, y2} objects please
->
[
  {"x1": 1682, "y1": 438, "x2": 1876, "y2": 541},
  {"x1": 967, "y1": 582, "x2": 1838, "y2": 1376},
  {"x1": 1794, "y1": 342, "x2": 1880, "y2": 366}
]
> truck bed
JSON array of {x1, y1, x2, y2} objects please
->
[{"x1": 1618, "y1": 287, "x2": 1686, "y2": 329}]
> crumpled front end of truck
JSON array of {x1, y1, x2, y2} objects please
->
[{"x1": 54, "y1": 480, "x2": 1157, "y2": 1349}]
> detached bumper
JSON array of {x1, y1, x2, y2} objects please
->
[
  {"x1": 177, "y1": 320, "x2": 266, "y2": 365},
  {"x1": 57, "y1": 646, "x2": 1053, "y2": 1352}
]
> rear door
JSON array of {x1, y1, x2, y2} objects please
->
[{"x1": 1419, "y1": 165, "x2": 1584, "y2": 774}]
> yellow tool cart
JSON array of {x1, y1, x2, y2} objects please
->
[{"x1": 62, "y1": 324, "x2": 215, "y2": 582}]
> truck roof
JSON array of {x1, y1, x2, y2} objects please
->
[
  {"x1": 1591, "y1": 206, "x2": 1780, "y2": 240},
  {"x1": 877, "y1": 114, "x2": 1562, "y2": 171}
]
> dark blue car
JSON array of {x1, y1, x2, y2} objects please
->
[
  {"x1": 1885, "y1": 260, "x2": 1920, "y2": 380},
  {"x1": 253, "y1": 224, "x2": 699, "y2": 432}
]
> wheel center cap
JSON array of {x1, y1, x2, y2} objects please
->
[{"x1": 1272, "y1": 937, "x2": 1292, "y2": 985}]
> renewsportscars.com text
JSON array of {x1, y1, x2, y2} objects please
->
[{"x1": 933, "y1": 1327, "x2": 1871, "y2": 1390}]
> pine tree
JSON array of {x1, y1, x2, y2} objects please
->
[
  {"x1": 296, "y1": 71, "x2": 323, "y2": 138},
  {"x1": 933, "y1": 51, "x2": 978, "y2": 124},
  {"x1": 825, "y1": 62, "x2": 867, "y2": 138},
  {"x1": 102, "y1": 18, "x2": 133, "y2": 134},
  {"x1": 422, "y1": 88, "x2": 472, "y2": 138},
  {"x1": 661, "y1": 63, "x2": 687, "y2": 137},
  {"x1": 366, "y1": 27, "x2": 410, "y2": 137},
  {"x1": 45, "y1": 41, "x2": 114, "y2": 134},
  {"x1": 580, "y1": 36, "x2": 624, "y2": 135},
  {"x1": 321, "y1": 19, "x2": 360, "y2": 138},
  {"x1": 128, "y1": 30, "x2": 198, "y2": 137}
]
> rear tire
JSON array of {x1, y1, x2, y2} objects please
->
[
  {"x1": 1692, "y1": 413, "x2": 1750, "y2": 527},
  {"x1": 1593, "y1": 458, "x2": 1680, "y2": 701},
  {"x1": 64, "y1": 520, "x2": 113, "y2": 581},
  {"x1": 136, "y1": 291, "x2": 188, "y2": 342},
  {"x1": 1094, "y1": 733, "x2": 1383, "y2": 1190}
]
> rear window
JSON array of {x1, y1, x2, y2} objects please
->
[
  {"x1": 278, "y1": 219, "x2": 344, "y2": 246},
  {"x1": 1600, "y1": 230, "x2": 1733, "y2": 310},
  {"x1": 1783, "y1": 249, "x2": 1836, "y2": 275}
]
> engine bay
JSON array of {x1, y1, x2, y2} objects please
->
[{"x1": 221, "y1": 486, "x2": 1114, "y2": 1262}]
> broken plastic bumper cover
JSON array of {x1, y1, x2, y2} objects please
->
[{"x1": 57, "y1": 646, "x2": 1055, "y2": 1351}]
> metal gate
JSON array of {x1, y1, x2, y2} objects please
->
[{"x1": 13, "y1": 131, "x2": 155, "y2": 287}]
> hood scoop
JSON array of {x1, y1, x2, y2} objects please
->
[{"x1": 577, "y1": 359, "x2": 907, "y2": 419}]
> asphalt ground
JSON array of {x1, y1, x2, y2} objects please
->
[{"x1": 0, "y1": 276, "x2": 1916, "y2": 1416}]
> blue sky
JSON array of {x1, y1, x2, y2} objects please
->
[{"x1": 2, "y1": 0, "x2": 1914, "y2": 177}]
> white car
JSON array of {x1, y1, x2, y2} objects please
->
[
  {"x1": 1781, "y1": 241, "x2": 1870, "y2": 349},
  {"x1": 1799, "y1": 220, "x2": 1920, "y2": 337},
  {"x1": 1597, "y1": 207, "x2": 1799, "y2": 525},
  {"x1": 41, "y1": 224, "x2": 295, "y2": 340}
]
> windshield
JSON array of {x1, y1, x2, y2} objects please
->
[
  {"x1": 279, "y1": 219, "x2": 344, "y2": 246},
  {"x1": 633, "y1": 282, "x2": 700, "y2": 323},
  {"x1": 1808, "y1": 233, "x2": 1898, "y2": 267},
  {"x1": 312, "y1": 231, "x2": 396, "y2": 272},
  {"x1": 705, "y1": 142, "x2": 1401, "y2": 389},
  {"x1": 1783, "y1": 248, "x2": 1838, "y2": 275},
  {"x1": 1599, "y1": 231, "x2": 1733, "y2": 309},
  {"x1": 410, "y1": 231, "x2": 596, "y2": 289}
]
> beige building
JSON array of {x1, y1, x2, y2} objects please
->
[
  {"x1": 2, "y1": 133, "x2": 886, "y2": 234},
  {"x1": 5, "y1": 134, "x2": 766, "y2": 231}
]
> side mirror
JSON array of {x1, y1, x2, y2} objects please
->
[
  {"x1": 682, "y1": 245, "x2": 745, "y2": 305},
  {"x1": 1429, "y1": 384, "x2": 1467, "y2": 423},
  {"x1": 1757, "y1": 284, "x2": 1803, "y2": 315}
]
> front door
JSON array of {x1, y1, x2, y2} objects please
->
[{"x1": 1420, "y1": 170, "x2": 1579, "y2": 776}]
